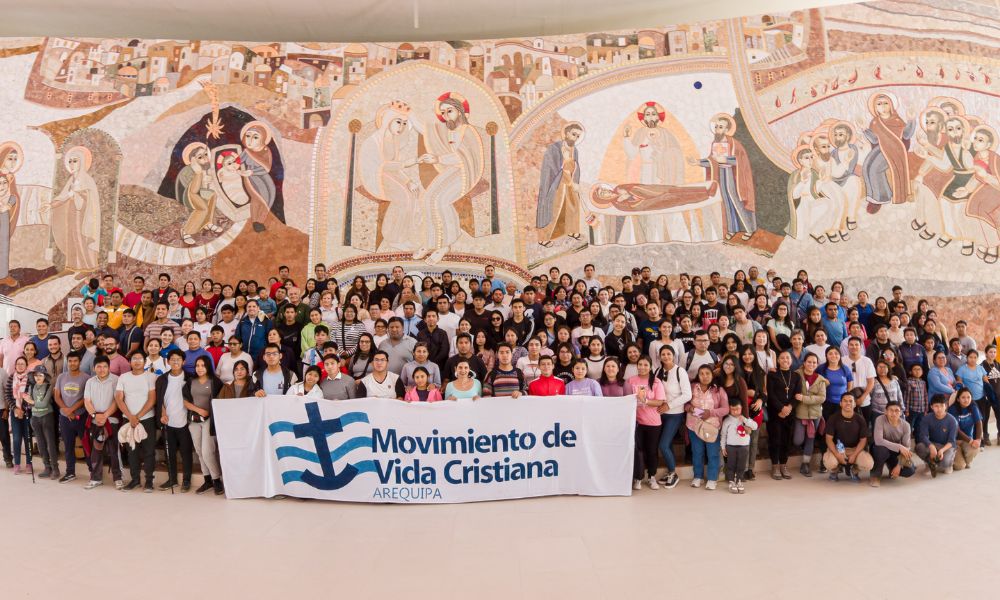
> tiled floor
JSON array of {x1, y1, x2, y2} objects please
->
[{"x1": 4, "y1": 447, "x2": 999, "y2": 599}]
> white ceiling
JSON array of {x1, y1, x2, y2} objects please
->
[{"x1": 0, "y1": 0, "x2": 854, "y2": 42}]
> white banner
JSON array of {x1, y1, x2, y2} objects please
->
[{"x1": 213, "y1": 395, "x2": 636, "y2": 503}]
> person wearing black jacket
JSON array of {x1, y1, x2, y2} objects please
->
[
  {"x1": 252, "y1": 343, "x2": 299, "y2": 396},
  {"x1": 503, "y1": 299, "x2": 534, "y2": 346},
  {"x1": 155, "y1": 350, "x2": 194, "y2": 492},
  {"x1": 443, "y1": 334, "x2": 488, "y2": 385},
  {"x1": 183, "y1": 355, "x2": 225, "y2": 495},
  {"x1": 416, "y1": 309, "x2": 450, "y2": 373},
  {"x1": 765, "y1": 350, "x2": 801, "y2": 481}
]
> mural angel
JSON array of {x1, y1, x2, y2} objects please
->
[{"x1": 50, "y1": 146, "x2": 100, "y2": 273}]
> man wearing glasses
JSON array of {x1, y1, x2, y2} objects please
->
[
  {"x1": 252, "y1": 343, "x2": 298, "y2": 397},
  {"x1": 217, "y1": 336, "x2": 254, "y2": 384},
  {"x1": 358, "y1": 351, "x2": 405, "y2": 399}
]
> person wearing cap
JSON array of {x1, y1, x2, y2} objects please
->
[{"x1": 83, "y1": 355, "x2": 122, "y2": 490}]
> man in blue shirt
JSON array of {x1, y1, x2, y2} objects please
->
[
  {"x1": 821, "y1": 303, "x2": 848, "y2": 349},
  {"x1": 237, "y1": 300, "x2": 272, "y2": 360},
  {"x1": 916, "y1": 395, "x2": 958, "y2": 476}
]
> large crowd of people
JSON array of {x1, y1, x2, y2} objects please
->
[{"x1": 0, "y1": 262, "x2": 996, "y2": 496}]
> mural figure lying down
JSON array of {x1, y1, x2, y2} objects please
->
[{"x1": 585, "y1": 181, "x2": 723, "y2": 245}]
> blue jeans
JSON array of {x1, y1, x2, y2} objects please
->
[
  {"x1": 658, "y1": 413, "x2": 686, "y2": 472},
  {"x1": 11, "y1": 416, "x2": 29, "y2": 465},
  {"x1": 689, "y1": 427, "x2": 721, "y2": 480}
]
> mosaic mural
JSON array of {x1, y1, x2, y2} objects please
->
[{"x1": 4, "y1": 0, "x2": 1000, "y2": 321}]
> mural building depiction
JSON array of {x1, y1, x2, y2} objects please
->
[{"x1": 4, "y1": 0, "x2": 1000, "y2": 326}]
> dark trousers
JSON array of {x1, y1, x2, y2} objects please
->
[
  {"x1": 11, "y1": 416, "x2": 30, "y2": 465},
  {"x1": 871, "y1": 444, "x2": 915, "y2": 478},
  {"x1": 30, "y1": 414, "x2": 57, "y2": 469},
  {"x1": 164, "y1": 424, "x2": 194, "y2": 484},
  {"x1": 0, "y1": 412, "x2": 11, "y2": 463},
  {"x1": 128, "y1": 417, "x2": 157, "y2": 483},
  {"x1": 907, "y1": 412, "x2": 925, "y2": 442},
  {"x1": 976, "y1": 398, "x2": 998, "y2": 438},
  {"x1": 59, "y1": 413, "x2": 87, "y2": 476},
  {"x1": 88, "y1": 421, "x2": 122, "y2": 482},
  {"x1": 725, "y1": 445, "x2": 749, "y2": 481},
  {"x1": 767, "y1": 411, "x2": 793, "y2": 465},
  {"x1": 633, "y1": 423, "x2": 662, "y2": 480}
]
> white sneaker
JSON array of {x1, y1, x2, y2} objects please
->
[
  {"x1": 84, "y1": 480, "x2": 103, "y2": 490},
  {"x1": 728, "y1": 480, "x2": 738, "y2": 494},
  {"x1": 705, "y1": 480, "x2": 717, "y2": 491},
  {"x1": 114, "y1": 480, "x2": 125, "y2": 490},
  {"x1": 690, "y1": 478, "x2": 703, "y2": 488},
  {"x1": 647, "y1": 476, "x2": 659, "y2": 490},
  {"x1": 633, "y1": 479, "x2": 642, "y2": 490}
]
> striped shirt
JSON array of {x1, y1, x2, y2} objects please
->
[{"x1": 483, "y1": 367, "x2": 526, "y2": 397}]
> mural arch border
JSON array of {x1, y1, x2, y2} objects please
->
[{"x1": 510, "y1": 56, "x2": 731, "y2": 147}]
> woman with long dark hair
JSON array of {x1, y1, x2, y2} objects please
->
[
  {"x1": 182, "y1": 355, "x2": 224, "y2": 495},
  {"x1": 766, "y1": 351, "x2": 800, "y2": 480}
]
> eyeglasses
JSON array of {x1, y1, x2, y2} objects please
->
[
  {"x1": 228, "y1": 342, "x2": 240, "y2": 347},
  {"x1": 263, "y1": 352, "x2": 280, "y2": 357}
]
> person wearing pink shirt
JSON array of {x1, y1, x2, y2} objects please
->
[
  {"x1": 629, "y1": 356, "x2": 665, "y2": 490},
  {"x1": 0, "y1": 319, "x2": 28, "y2": 373},
  {"x1": 687, "y1": 364, "x2": 730, "y2": 490}
]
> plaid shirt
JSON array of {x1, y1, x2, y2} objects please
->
[{"x1": 905, "y1": 377, "x2": 928, "y2": 415}]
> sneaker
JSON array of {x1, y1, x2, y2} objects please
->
[
  {"x1": 728, "y1": 480, "x2": 738, "y2": 494},
  {"x1": 744, "y1": 470, "x2": 756, "y2": 481},
  {"x1": 213, "y1": 480, "x2": 225, "y2": 496},
  {"x1": 736, "y1": 479, "x2": 746, "y2": 494},
  {"x1": 663, "y1": 472, "x2": 679, "y2": 489},
  {"x1": 50, "y1": 469, "x2": 61, "y2": 481},
  {"x1": 870, "y1": 477, "x2": 881, "y2": 488},
  {"x1": 647, "y1": 476, "x2": 659, "y2": 490},
  {"x1": 633, "y1": 479, "x2": 642, "y2": 490},
  {"x1": 123, "y1": 479, "x2": 141, "y2": 491},
  {"x1": 829, "y1": 471, "x2": 839, "y2": 482},
  {"x1": 158, "y1": 480, "x2": 177, "y2": 491},
  {"x1": 690, "y1": 478, "x2": 703, "y2": 488},
  {"x1": 196, "y1": 480, "x2": 214, "y2": 495},
  {"x1": 705, "y1": 480, "x2": 717, "y2": 491},
  {"x1": 4, "y1": 460, "x2": 12, "y2": 468},
  {"x1": 58, "y1": 473, "x2": 76, "y2": 484},
  {"x1": 180, "y1": 481, "x2": 191, "y2": 493},
  {"x1": 928, "y1": 460, "x2": 938, "y2": 478},
  {"x1": 38, "y1": 468, "x2": 52, "y2": 479},
  {"x1": 84, "y1": 480, "x2": 103, "y2": 490},
  {"x1": 144, "y1": 481, "x2": 155, "y2": 493},
  {"x1": 13, "y1": 465, "x2": 21, "y2": 475},
  {"x1": 22, "y1": 464, "x2": 32, "y2": 475},
  {"x1": 114, "y1": 480, "x2": 125, "y2": 490},
  {"x1": 944, "y1": 466, "x2": 954, "y2": 474},
  {"x1": 800, "y1": 463, "x2": 811, "y2": 477},
  {"x1": 819, "y1": 463, "x2": 828, "y2": 474},
  {"x1": 849, "y1": 466, "x2": 861, "y2": 482}
]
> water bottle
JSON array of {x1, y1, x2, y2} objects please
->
[{"x1": 836, "y1": 440, "x2": 845, "y2": 454}]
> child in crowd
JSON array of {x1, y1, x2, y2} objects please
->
[{"x1": 721, "y1": 398, "x2": 758, "y2": 494}]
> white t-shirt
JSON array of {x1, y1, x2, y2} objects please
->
[
  {"x1": 115, "y1": 371, "x2": 155, "y2": 420},
  {"x1": 843, "y1": 355, "x2": 876, "y2": 406},
  {"x1": 192, "y1": 321, "x2": 214, "y2": 341},
  {"x1": 804, "y1": 344, "x2": 830, "y2": 365},
  {"x1": 163, "y1": 373, "x2": 187, "y2": 428},
  {"x1": 217, "y1": 351, "x2": 254, "y2": 384}
]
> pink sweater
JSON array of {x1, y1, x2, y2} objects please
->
[
  {"x1": 686, "y1": 384, "x2": 729, "y2": 431},
  {"x1": 628, "y1": 375, "x2": 666, "y2": 427},
  {"x1": 403, "y1": 387, "x2": 443, "y2": 403}
]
